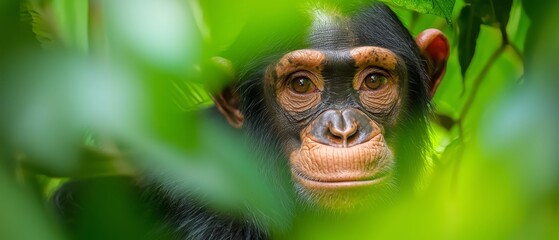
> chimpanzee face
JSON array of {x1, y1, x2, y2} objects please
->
[
  {"x1": 264, "y1": 47, "x2": 407, "y2": 208},
  {"x1": 213, "y1": 4, "x2": 449, "y2": 210}
]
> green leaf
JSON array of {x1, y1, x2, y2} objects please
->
[
  {"x1": 23, "y1": 0, "x2": 89, "y2": 52},
  {"x1": 172, "y1": 81, "x2": 213, "y2": 111},
  {"x1": 467, "y1": 0, "x2": 512, "y2": 39},
  {"x1": 381, "y1": 0, "x2": 456, "y2": 23},
  {"x1": 493, "y1": 0, "x2": 513, "y2": 34},
  {"x1": 522, "y1": 0, "x2": 547, "y2": 21},
  {"x1": 51, "y1": 0, "x2": 89, "y2": 53},
  {"x1": 21, "y1": 0, "x2": 57, "y2": 48},
  {"x1": 0, "y1": 165, "x2": 64, "y2": 240},
  {"x1": 457, "y1": 5, "x2": 481, "y2": 78}
]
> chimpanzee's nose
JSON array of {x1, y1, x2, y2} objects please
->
[{"x1": 311, "y1": 109, "x2": 375, "y2": 147}]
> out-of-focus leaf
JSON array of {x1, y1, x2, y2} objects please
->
[
  {"x1": 505, "y1": 0, "x2": 529, "y2": 52},
  {"x1": 0, "y1": 0, "x2": 37, "y2": 51},
  {"x1": 522, "y1": 0, "x2": 547, "y2": 22},
  {"x1": 457, "y1": 5, "x2": 481, "y2": 78},
  {"x1": 0, "y1": 164, "x2": 64, "y2": 240},
  {"x1": 479, "y1": 86, "x2": 558, "y2": 195},
  {"x1": 381, "y1": 0, "x2": 456, "y2": 23},
  {"x1": 197, "y1": 0, "x2": 251, "y2": 51},
  {"x1": 436, "y1": 137, "x2": 463, "y2": 167},
  {"x1": 127, "y1": 117, "x2": 292, "y2": 229},
  {"x1": 0, "y1": 53, "x2": 145, "y2": 176},
  {"x1": 21, "y1": 0, "x2": 58, "y2": 48},
  {"x1": 51, "y1": 0, "x2": 88, "y2": 53},
  {"x1": 523, "y1": 0, "x2": 559, "y2": 87},
  {"x1": 104, "y1": 0, "x2": 200, "y2": 72}
]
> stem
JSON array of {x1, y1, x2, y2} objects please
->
[
  {"x1": 450, "y1": 121, "x2": 465, "y2": 194},
  {"x1": 88, "y1": 0, "x2": 109, "y2": 59},
  {"x1": 459, "y1": 44, "x2": 507, "y2": 120},
  {"x1": 508, "y1": 43, "x2": 524, "y2": 60}
]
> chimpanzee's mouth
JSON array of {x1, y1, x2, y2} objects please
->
[{"x1": 289, "y1": 132, "x2": 395, "y2": 191}]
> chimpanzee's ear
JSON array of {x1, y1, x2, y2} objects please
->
[
  {"x1": 210, "y1": 57, "x2": 244, "y2": 128},
  {"x1": 416, "y1": 29, "x2": 450, "y2": 99}
]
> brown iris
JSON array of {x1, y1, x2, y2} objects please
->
[
  {"x1": 290, "y1": 77, "x2": 316, "y2": 94},
  {"x1": 362, "y1": 73, "x2": 387, "y2": 90}
]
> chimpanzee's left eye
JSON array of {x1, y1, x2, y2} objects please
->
[{"x1": 362, "y1": 73, "x2": 388, "y2": 90}]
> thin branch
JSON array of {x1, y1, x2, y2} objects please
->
[
  {"x1": 508, "y1": 42, "x2": 524, "y2": 60},
  {"x1": 450, "y1": 125, "x2": 464, "y2": 194},
  {"x1": 459, "y1": 44, "x2": 507, "y2": 120}
]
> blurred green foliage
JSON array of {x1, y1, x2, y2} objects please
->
[{"x1": 0, "y1": 0, "x2": 557, "y2": 239}]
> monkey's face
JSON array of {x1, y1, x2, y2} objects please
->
[{"x1": 265, "y1": 47, "x2": 407, "y2": 209}]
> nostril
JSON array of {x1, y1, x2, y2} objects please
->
[
  {"x1": 326, "y1": 131, "x2": 342, "y2": 144},
  {"x1": 326, "y1": 122, "x2": 344, "y2": 143}
]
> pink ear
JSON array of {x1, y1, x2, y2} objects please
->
[
  {"x1": 416, "y1": 29, "x2": 450, "y2": 98},
  {"x1": 212, "y1": 86, "x2": 244, "y2": 128},
  {"x1": 210, "y1": 57, "x2": 244, "y2": 128}
]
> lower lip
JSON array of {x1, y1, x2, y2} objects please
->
[{"x1": 294, "y1": 173, "x2": 389, "y2": 190}]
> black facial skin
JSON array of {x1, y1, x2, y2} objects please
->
[{"x1": 53, "y1": 3, "x2": 433, "y2": 240}]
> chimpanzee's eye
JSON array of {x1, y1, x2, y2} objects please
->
[
  {"x1": 362, "y1": 73, "x2": 388, "y2": 90},
  {"x1": 290, "y1": 77, "x2": 317, "y2": 94}
]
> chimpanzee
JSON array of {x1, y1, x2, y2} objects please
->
[{"x1": 53, "y1": 2, "x2": 449, "y2": 240}]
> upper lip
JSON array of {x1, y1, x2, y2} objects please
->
[{"x1": 308, "y1": 131, "x2": 382, "y2": 149}]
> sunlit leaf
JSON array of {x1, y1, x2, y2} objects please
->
[
  {"x1": 51, "y1": 0, "x2": 89, "y2": 53},
  {"x1": 381, "y1": 0, "x2": 456, "y2": 22},
  {"x1": 21, "y1": 0, "x2": 58, "y2": 48},
  {"x1": 172, "y1": 81, "x2": 213, "y2": 111}
]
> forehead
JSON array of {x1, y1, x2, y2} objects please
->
[
  {"x1": 274, "y1": 47, "x2": 401, "y2": 77},
  {"x1": 309, "y1": 9, "x2": 356, "y2": 50}
]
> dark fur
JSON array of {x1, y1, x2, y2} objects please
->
[{"x1": 53, "y1": 3, "x2": 432, "y2": 240}]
